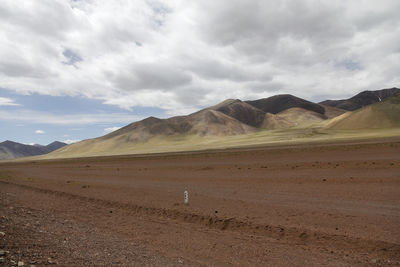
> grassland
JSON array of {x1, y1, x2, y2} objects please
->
[{"x1": 41, "y1": 127, "x2": 400, "y2": 159}]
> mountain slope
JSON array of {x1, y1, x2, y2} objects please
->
[
  {"x1": 52, "y1": 109, "x2": 258, "y2": 157},
  {"x1": 326, "y1": 93, "x2": 400, "y2": 129},
  {"x1": 246, "y1": 94, "x2": 325, "y2": 115},
  {"x1": 275, "y1": 108, "x2": 327, "y2": 127},
  {"x1": 210, "y1": 99, "x2": 266, "y2": 127},
  {"x1": 0, "y1": 140, "x2": 67, "y2": 160},
  {"x1": 320, "y1": 87, "x2": 400, "y2": 111},
  {"x1": 102, "y1": 108, "x2": 257, "y2": 143}
]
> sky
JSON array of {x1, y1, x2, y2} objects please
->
[{"x1": 0, "y1": 0, "x2": 399, "y2": 145}]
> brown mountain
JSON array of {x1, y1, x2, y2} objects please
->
[
  {"x1": 210, "y1": 99, "x2": 266, "y2": 127},
  {"x1": 102, "y1": 108, "x2": 257, "y2": 144},
  {"x1": 320, "y1": 87, "x2": 400, "y2": 111},
  {"x1": 50, "y1": 109, "x2": 257, "y2": 157}
]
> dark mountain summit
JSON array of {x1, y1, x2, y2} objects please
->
[
  {"x1": 320, "y1": 87, "x2": 400, "y2": 111},
  {"x1": 246, "y1": 94, "x2": 325, "y2": 115},
  {"x1": 46, "y1": 141, "x2": 68, "y2": 151}
]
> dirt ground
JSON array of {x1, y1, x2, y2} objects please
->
[{"x1": 1, "y1": 139, "x2": 400, "y2": 266}]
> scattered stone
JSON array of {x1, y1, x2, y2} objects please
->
[
  {"x1": 0, "y1": 231, "x2": 5, "y2": 236},
  {"x1": 47, "y1": 257, "x2": 57, "y2": 264},
  {"x1": 10, "y1": 260, "x2": 16, "y2": 265},
  {"x1": 0, "y1": 257, "x2": 5, "y2": 263},
  {"x1": 371, "y1": 259, "x2": 377, "y2": 264},
  {"x1": 18, "y1": 261, "x2": 24, "y2": 266},
  {"x1": 0, "y1": 250, "x2": 5, "y2": 256}
]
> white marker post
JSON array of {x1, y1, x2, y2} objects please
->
[{"x1": 184, "y1": 190, "x2": 189, "y2": 205}]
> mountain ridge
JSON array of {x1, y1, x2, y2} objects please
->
[
  {"x1": 320, "y1": 87, "x2": 400, "y2": 111},
  {"x1": 0, "y1": 140, "x2": 67, "y2": 160}
]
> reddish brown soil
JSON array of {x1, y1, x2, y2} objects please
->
[{"x1": 1, "y1": 139, "x2": 400, "y2": 266}]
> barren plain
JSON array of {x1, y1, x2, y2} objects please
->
[{"x1": 1, "y1": 138, "x2": 400, "y2": 266}]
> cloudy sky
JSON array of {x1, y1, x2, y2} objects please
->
[{"x1": 1, "y1": 0, "x2": 399, "y2": 145}]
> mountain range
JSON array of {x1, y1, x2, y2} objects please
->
[
  {"x1": 45, "y1": 87, "x2": 399, "y2": 158},
  {"x1": 2, "y1": 87, "x2": 399, "y2": 160},
  {"x1": 0, "y1": 141, "x2": 67, "y2": 160}
]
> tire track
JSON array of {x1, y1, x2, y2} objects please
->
[{"x1": 1, "y1": 180, "x2": 399, "y2": 261}]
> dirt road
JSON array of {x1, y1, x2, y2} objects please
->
[{"x1": 1, "y1": 139, "x2": 400, "y2": 266}]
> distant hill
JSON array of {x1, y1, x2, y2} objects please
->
[
  {"x1": 45, "y1": 141, "x2": 68, "y2": 151},
  {"x1": 326, "y1": 93, "x2": 400, "y2": 130},
  {"x1": 320, "y1": 87, "x2": 400, "y2": 111},
  {"x1": 0, "y1": 140, "x2": 67, "y2": 160}
]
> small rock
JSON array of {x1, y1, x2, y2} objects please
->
[
  {"x1": 0, "y1": 257, "x2": 5, "y2": 263},
  {"x1": 371, "y1": 259, "x2": 377, "y2": 264},
  {"x1": 0, "y1": 250, "x2": 5, "y2": 256},
  {"x1": 47, "y1": 257, "x2": 57, "y2": 264},
  {"x1": 0, "y1": 231, "x2": 5, "y2": 236},
  {"x1": 10, "y1": 260, "x2": 16, "y2": 265},
  {"x1": 18, "y1": 261, "x2": 24, "y2": 266}
]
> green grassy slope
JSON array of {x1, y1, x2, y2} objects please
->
[{"x1": 327, "y1": 93, "x2": 400, "y2": 130}]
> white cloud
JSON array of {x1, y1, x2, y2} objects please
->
[
  {"x1": 0, "y1": 109, "x2": 144, "y2": 125},
  {"x1": 35, "y1": 129, "x2": 45, "y2": 134},
  {"x1": 0, "y1": 97, "x2": 20, "y2": 106},
  {"x1": 0, "y1": 0, "x2": 398, "y2": 116},
  {"x1": 104, "y1": 126, "x2": 122, "y2": 133},
  {"x1": 63, "y1": 139, "x2": 80, "y2": 144}
]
